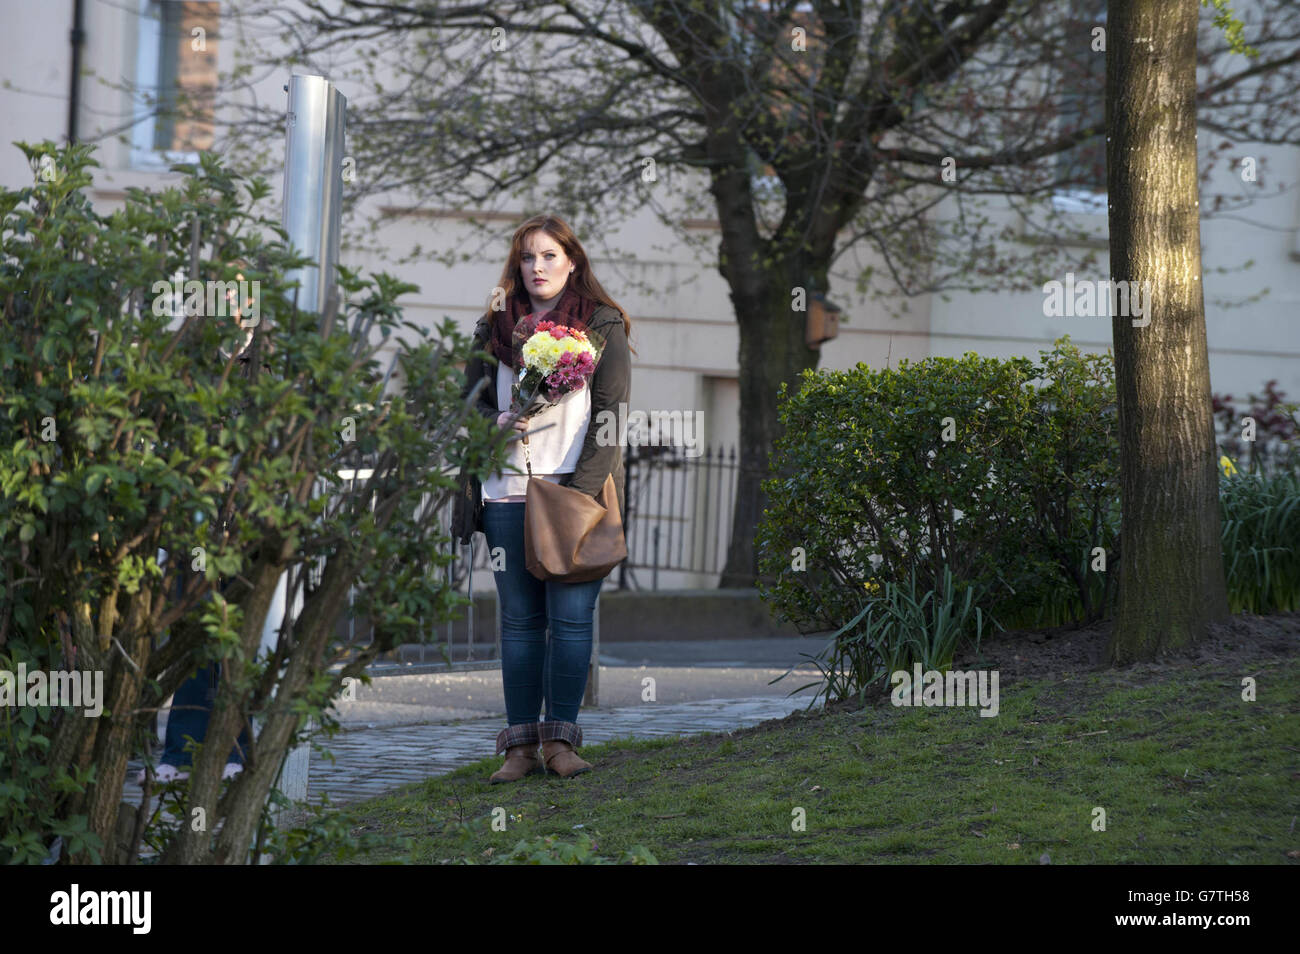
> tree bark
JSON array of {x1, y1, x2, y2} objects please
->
[
  {"x1": 75, "y1": 590, "x2": 152, "y2": 863},
  {"x1": 212, "y1": 550, "x2": 357, "y2": 864},
  {"x1": 718, "y1": 274, "x2": 821, "y2": 587},
  {"x1": 1105, "y1": 0, "x2": 1229, "y2": 663},
  {"x1": 161, "y1": 537, "x2": 289, "y2": 865},
  {"x1": 708, "y1": 142, "x2": 824, "y2": 587}
]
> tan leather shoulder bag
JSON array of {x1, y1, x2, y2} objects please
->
[{"x1": 521, "y1": 438, "x2": 627, "y2": 583}]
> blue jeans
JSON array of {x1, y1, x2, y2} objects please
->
[
  {"x1": 482, "y1": 502, "x2": 604, "y2": 729},
  {"x1": 162, "y1": 662, "x2": 251, "y2": 768},
  {"x1": 159, "y1": 558, "x2": 250, "y2": 768}
]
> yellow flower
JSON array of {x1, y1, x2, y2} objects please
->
[
  {"x1": 521, "y1": 329, "x2": 598, "y2": 376},
  {"x1": 1219, "y1": 454, "x2": 1238, "y2": 477}
]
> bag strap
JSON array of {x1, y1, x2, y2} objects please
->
[{"x1": 522, "y1": 433, "x2": 533, "y2": 478}]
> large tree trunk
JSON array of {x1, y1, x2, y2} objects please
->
[
  {"x1": 718, "y1": 261, "x2": 822, "y2": 588},
  {"x1": 707, "y1": 143, "x2": 834, "y2": 588},
  {"x1": 1105, "y1": 0, "x2": 1229, "y2": 662}
]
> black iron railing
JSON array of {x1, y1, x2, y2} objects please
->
[
  {"x1": 328, "y1": 441, "x2": 741, "y2": 617},
  {"x1": 619, "y1": 443, "x2": 739, "y2": 589}
]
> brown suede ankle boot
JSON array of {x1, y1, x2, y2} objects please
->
[
  {"x1": 489, "y1": 744, "x2": 542, "y2": 784},
  {"x1": 541, "y1": 739, "x2": 592, "y2": 778}
]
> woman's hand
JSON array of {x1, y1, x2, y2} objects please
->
[{"x1": 497, "y1": 411, "x2": 528, "y2": 433}]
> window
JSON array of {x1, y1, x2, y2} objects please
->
[
  {"x1": 1052, "y1": 0, "x2": 1107, "y2": 214},
  {"x1": 132, "y1": 0, "x2": 219, "y2": 168}
]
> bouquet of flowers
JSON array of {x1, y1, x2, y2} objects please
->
[{"x1": 509, "y1": 316, "x2": 605, "y2": 443}]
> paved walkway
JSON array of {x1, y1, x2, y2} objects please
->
[
  {"x1": 328, "y1": 661, "x2": 820, "y2": 725},
  {"x1": 122, "y1": 694, "x2": 815, "y2": 809},
  {"x1": 122, "y1": 650, "x2": 828, "y2": 810},
  {"x1": 309, "y1": 695, "x2": 812, "y2": 805}
]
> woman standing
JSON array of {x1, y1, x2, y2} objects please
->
[{"x1": 458, "y1": 215, "x2": 632, "y2": 782}]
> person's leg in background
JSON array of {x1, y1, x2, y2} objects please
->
[
  {"x1": 144, "y1": 550, "x2": 201, "y2": 783},
  {"x1": 160, "y1": 665, "x2": 253, "y2": 779},
  {"x1": 538, "y1": 575, "x2": 603, "y2": 777},
  {"x1": 482, "y1": 501, "x2": 548, "y2": 782},
  {"x1": 153, "y1": 568, "x2": 252, "y2": 782},
  {"x1": 158, "y1": 662, "x2": 214, "y2": 777}
]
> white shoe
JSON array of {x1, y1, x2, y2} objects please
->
[{"x1": 136, "y1": 763, "x2": 189, "y2": 785}]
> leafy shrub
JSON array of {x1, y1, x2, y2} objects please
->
[
  {"x1": 0, "y1": 690, "x2": 103, "y2": 863},
  {"x1": 260, "y1": 796, "x2": 397, "y2": 865},
  {"x1": 992, "y1": 342, "x2": 1119, "y2": 628},
  {"x1": 757, "y1": 351, "x2": 1033, "y2": 637},
  {"x1": 757, "y1": 338, "x2": 1119, "y2": 652},
  {"x1": 0, "y1": 141, "x2": 507, "y2": 864}
]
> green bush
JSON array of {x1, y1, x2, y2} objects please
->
[
  {"x1": 0, "y1": 141, "x2": 507, "y2": 864},
  {"x1": 757, "y1": 338, "x2": 1119, "y2": 652},
  {"x1": 760, "y1": 331, "x2": 1295, "y2": 701},
  {"x1": 993, "y1": 342, "x2": 1119, "y2": 628}
]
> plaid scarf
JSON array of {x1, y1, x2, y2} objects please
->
[{"x1": 489, "y1": 281, "x2": 598, "y2": 371}]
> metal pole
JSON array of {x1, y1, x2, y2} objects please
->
[
  {"x1": 282, "y1": 74, "x2": 347, "y2": 317},
  {"x1": 270, "y1": 73, "x2": 346, "y2": 809}
]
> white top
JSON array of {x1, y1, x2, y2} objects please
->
[{"x1": 481, "y1": 357, "x2": 592, "y2": 501}]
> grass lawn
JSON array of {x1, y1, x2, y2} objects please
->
[{"x1": 325, "y1": 640, "x2": 1299, "y2": 864}]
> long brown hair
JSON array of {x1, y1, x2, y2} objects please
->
[{"x1": 482, "y1": 214, "x2": 636, "y2": 355}]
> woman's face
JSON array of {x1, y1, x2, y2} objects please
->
[{"x1": 519, "y1": 230, "x2": 575, "y2": 312}]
